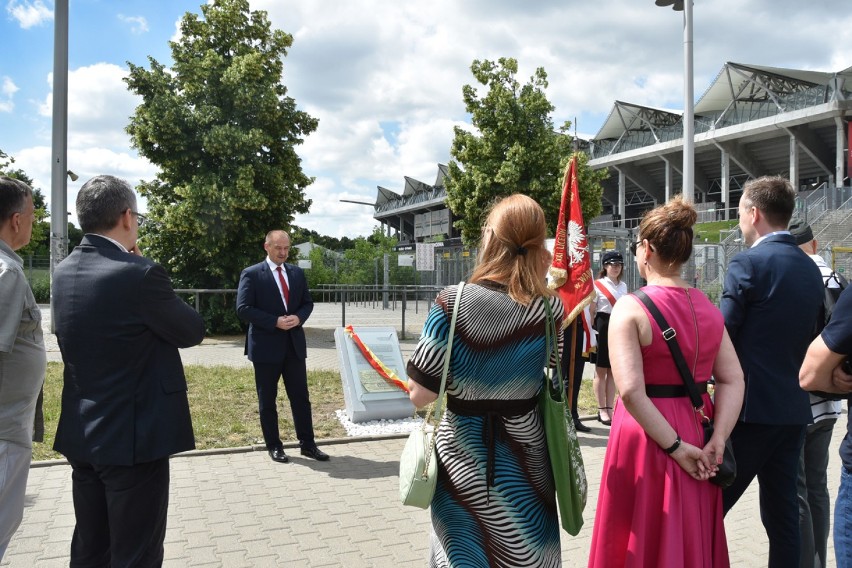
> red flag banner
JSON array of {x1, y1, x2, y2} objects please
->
[{"x1": 548, "y1": 155, "x2": 596, "y2": 325}]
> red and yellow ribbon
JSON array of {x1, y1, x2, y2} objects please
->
[{"x1": 344, "y1": 325, "x2": 409, "y2": 393}]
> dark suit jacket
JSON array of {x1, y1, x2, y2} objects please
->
[
  {"x1": 52, "y1": 235, "x2": 205, "y2": 465},
  {"x1": 721, "y1": 233, "x2": 824, "y2": 424},
  {"x1": 236, "y1": 260, "x2": 313, "y2": 364}
]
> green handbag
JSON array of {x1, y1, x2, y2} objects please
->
[
  {"x1": 540, "y1": 298, "x2": 587, "y2": 535},
  {"x1": 399, "y1": 281, "x2": 465, "y2": 509}
]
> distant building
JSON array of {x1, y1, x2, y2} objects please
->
[
  {"x1": 371, "y1": 164, "x2": 458, "y2": 245},
  {"x1": 293, "y1": 241, "x2": 340, "y2": 259},
  {"x1": 369, "y1": 62, "x2": 852, "y2": 239},
  {"x1": 588, "y1": 61, "x2": 852, "y2": 227}
]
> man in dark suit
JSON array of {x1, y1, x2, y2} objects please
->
[
  {"x1": 53, "y1": 175, "x2": 205, "y2": 567},
  {"x1": 720, "y1": 176, "x2": 824, "y2": 568},
  {"x1": 236, "y1": 230, "x2": 328, "y2": 462}
]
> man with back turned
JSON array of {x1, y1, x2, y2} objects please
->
[
  {"x1": 0, "y1": 176, "x2": 45, "y2": 561},
  {"x1": 53, "y1": 175, "x2": 205, "y2": 566},
  {"x1": 720, "y1": 176, "x2": 824, "y2": 568}
]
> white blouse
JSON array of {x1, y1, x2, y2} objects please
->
[{"x1": 593, "y1": 276, "x2": 628, "y2": 315}]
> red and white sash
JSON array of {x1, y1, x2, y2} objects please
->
[{"x1": 594, "y1": 279, "x2": 618, "y2": 308}]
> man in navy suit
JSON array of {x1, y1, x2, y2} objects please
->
[
  {"x1": 721, "y1": 176, "x2": 824, "y2": 568},
  {"x1": 53, "y1": 175, "x2": 205, "y2": 566},
  {"x1": 236, "y1": 230, "x2": 328, "y2": 462}
]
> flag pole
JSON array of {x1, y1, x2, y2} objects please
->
[{"x1": 567, "y1": 319, "x2": 579, "y2": 408}]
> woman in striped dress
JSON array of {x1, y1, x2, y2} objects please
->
[{"x1": 407, "y1": 194, "x2": 564, "y2": 567}]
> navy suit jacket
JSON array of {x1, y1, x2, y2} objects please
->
[
  {"x1": 53, "y1": 235, "x2": 205, "y2": 465},
  {"x1": 236, "y1": 260, "x2": 313, "y2": 364},
  {"x1": 721, "y1": 233, "x2": 824, "y2": 424}
]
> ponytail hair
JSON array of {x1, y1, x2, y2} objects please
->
[{"x1": 469, "y1": 194, "x2": 553, "y2": 305}]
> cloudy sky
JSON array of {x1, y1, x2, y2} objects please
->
[{"x1": 2, "y1": 0, "x2": 851, "y2": 238}]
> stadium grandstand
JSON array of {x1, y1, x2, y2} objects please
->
[
  {"x1": 367, "y1": 61, "x2": 852, "y2": 289},
  {"x1": 588, "y1": 61, "x2": 852, "y2": 235}
]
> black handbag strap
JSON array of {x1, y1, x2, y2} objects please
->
[{"x1": 632, "y1": 289, "x2": 705, "y2": 412}]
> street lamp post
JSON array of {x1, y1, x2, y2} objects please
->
[
  {"x1": 655, "y1": 0, "x2": 694, "y2": 204},
  {"x1": 49, "y1": 0, "x2": 70, "y2": 333}
]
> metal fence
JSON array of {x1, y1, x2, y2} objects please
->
[
  {"x1": 29, "y1": 233, "x2": 851, "y2": 320},
  {"x1": 20, "y1": 255, "x2": 50, "y2": 283}
]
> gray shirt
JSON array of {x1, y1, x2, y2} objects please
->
[{"x1": 0, "y1": 240, "x2": 46, "y2": 447}]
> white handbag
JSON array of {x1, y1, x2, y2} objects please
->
[{"x1": 399, "y1": 281, "x2": 465, "y2": 509}]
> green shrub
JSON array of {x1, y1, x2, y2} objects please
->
[
  {"x1": 30, "y1": 276, "x2": 50, "y2": 303},
  {"x1": 198, "y1": 292, "x2": 243, "y2": 335}
]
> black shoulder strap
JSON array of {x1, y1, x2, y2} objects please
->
[
  {"x1": 632, "y1": 289, "x2": 704, "y2": 411},
  {"x1": 829, "y1": 270, "x2": 848, "y2": 289}
]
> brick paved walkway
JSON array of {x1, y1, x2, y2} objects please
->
[{"x1": 3, "y1": 303, "x2": 844, "y2": 566}]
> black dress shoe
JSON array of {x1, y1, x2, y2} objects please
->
[
  {"x1": 268, "y1": 448, "x2": 289, "y2": 463},
  {"x1": 574, "y1": 420, "x2": 592, "y2": 433},
  {"x1": 300, "y1": 446, "x2": 329, "y2": 461}
]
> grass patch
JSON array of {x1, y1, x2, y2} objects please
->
[
  {"x1": 694, "y1": 220, "x2": 738, "y2": 243},
  {"x1": 35, "y1": 363, "x2": 601, "y2": 462}
]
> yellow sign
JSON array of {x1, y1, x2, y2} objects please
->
[{"x1": 602, "y1": 241, "x2": 615, "y2": 249}]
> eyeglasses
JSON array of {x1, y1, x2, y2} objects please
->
[
  {"x1": 129, "y1": 210, "x2": 147, "y2": 227},
  {"x1": 629, "y1": 240, "x2": 643, "y2": 256}
]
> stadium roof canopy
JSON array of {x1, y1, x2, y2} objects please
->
[{"x1": 588, "y1": 61, "x2": 852, "y2": 220}]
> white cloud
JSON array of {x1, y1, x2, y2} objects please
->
[
  {"x1": 7, "y1": 0, "x2": 852, "y2": 239},
  {"x1": 118, "y1": 14, "x2": 149, "y2": 35},
  {"x1": 39, "y1": 63, "x2": 142, "y2": 149},
  {"x1": 294, "y1": 178, "x2": 379, "y2": 239},
  {"x1": 6, "y1": 0, "x2": 53, "y2": 29},
  {"x1": 14, "y1": 144, "x2": 157, "y2": 223},
  {"x1": 0, "y1": 76, "x2": 18, "y2": 112}
]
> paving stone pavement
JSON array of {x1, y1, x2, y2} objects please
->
[{"x1": 5, "y1": 302, "x2": 845, "y2": 566}]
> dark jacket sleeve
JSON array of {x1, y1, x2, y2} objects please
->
[
  {"x1": 236, "y1": 266, "x2": 279, "y2": 330},
  {"x1": 721, "y1": 253, "x2": 753, "y2": 343},
  {"x1": 141, "y1": 264, "x2": 205, "y2": 348}
]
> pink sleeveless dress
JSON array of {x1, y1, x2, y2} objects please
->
[{"x1": 588, "y1": 286, "x2": 729, "y2": 568}]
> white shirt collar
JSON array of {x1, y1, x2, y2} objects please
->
[
  {"x1": 751, "y1": 230, "x2": 790, "y2": 248},
  {"x1": 89, "y1": 233, "x2": 128, "y2": 252}
]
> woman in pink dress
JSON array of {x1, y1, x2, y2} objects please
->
[{"x1": 588, "y1": 197, "x2": 744, "y2": 568}]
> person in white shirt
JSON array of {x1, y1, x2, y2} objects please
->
[
  {"x1": 789, "y1": 218, "x2": 844, "y2": 568},
  {"x1": 591, "y1": 251, "x2": 628, "y2": 425},
  {"x1": 0, "y1": 176, "x2": 45, "y2": 562}
]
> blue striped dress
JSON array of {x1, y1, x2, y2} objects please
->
[{"x1": 407, "y1": 282, "x2": 564, "y2": 567}]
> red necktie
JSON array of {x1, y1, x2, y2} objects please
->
[{"x1": 275, "y1": 266, "x2": 290, "y2": 306}]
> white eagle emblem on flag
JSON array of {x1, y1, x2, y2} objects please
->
[{"x1": 567, "y1": 220, "x2": 587, "y2": 266}]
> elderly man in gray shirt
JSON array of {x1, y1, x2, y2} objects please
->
[{"x1": 0, "y1": 176, "x2": 46, "y2": 561}]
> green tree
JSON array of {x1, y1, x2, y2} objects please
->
[
  {"x1": 0, "y1": 159, "x2": 49, "y2": 257},
  {"x1": 302, "y1": 244, "x2": 340, "y2": 290},
  {"x1": 445, "y1": 58, "x2": 607, "y2": 245},
  {"x1": 340, "y1": 229, "x2": 397, "y2": 285},
  {"x1": 124, "y1": 0, "x2": 317, "y2": 299}
]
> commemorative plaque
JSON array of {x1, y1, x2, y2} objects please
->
[{"x1": 334, "y1": 326, "x2": 415, "y2": 422}]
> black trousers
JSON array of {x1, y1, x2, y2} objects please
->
[
  {"x1": 722, "y1": 422, "x2": 806, "y2": 568},
  {"x1": 561, "y1": 326, "x2": 585, "y2": 421},
  {"x1": 253, "y1": 357, "x2": 315, "y2": 450},
  {"x1": 68, "y1": 457, "x2": 169, "y2": 568}
]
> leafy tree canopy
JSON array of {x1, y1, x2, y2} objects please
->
[
  {"x1": 125, "y1": 0, "x2": 318, "y2": 289},
  {"x1": 445, "y1": 57, "x2": 607, "y2": 245},
  {"x1": 290, "y1": 226, "x2": 355, "y2": 252},
  {"x1": 0, "y1": 151, "x2": 51, "y2": 256}
]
